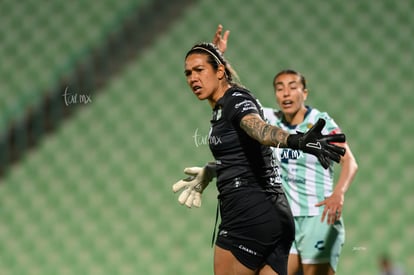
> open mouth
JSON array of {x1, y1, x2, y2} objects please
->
[
  {"x1": 192, "y1": 85, "x2": 202, "y2": 94},
  {"x1": 282, "y1": 100, "x2": 293, "y2": 108}
]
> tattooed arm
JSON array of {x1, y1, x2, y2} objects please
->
[
  {"x1": 240, "y1": 113, "x2": 347, "y2": 168},
  {"x1": 240, "y1": 113, "x2": 290, "y2": 147}
]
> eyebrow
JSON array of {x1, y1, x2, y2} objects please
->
[
  {"x1": 184, "y1": 65, "x2": 204, "y2": 74},
  {"x1": 185, "y1": 64, "x2": 203, "y2": 70}
]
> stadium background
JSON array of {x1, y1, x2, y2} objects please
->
[{"x1": 0, "y1": 0, "x2": 412, "y2": 274}]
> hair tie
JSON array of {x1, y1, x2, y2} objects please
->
[{"x1": 192, "y1": 46, "x2": 223, "y2": 65}]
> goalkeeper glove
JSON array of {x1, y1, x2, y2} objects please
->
[
  {"x1": 287, "y1": 118, "x2": 346, "y2": 169},
  {"x1": 172, "y1": 162, "x2": 216, "y2": 208}
]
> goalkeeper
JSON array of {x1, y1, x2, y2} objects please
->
[{"x1": 173, "y1": 42, "x2": 346, "y2": 275}]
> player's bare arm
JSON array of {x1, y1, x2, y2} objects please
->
[{"x1": 240, "y1": 113, "x2": 289, "y2": 146}]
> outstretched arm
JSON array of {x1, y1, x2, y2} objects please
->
[
  {"x1": 240, "y1": 113, "x2": 290, "y2": 146},
  {"x1": 240, "y1": 114, "x2": 346, "y2": 169}
]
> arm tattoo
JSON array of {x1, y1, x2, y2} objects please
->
[{"x1": 240, "y1": 114, "x2": 290, "y2": 146}]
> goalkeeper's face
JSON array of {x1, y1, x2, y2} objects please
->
[
  {"x1": 274, "y1": 73, "x2": 308, "y2": 118},
  {"x1": 184, "y1": 53, "x2": 225, "y2": 102}
]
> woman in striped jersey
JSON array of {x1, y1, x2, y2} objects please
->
[{"x1": 264, "y1": 69, "x2": 358, "y2": 275}]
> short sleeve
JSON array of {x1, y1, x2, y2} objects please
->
[{"x1": 222, "y1": 89, "x2": 260, "y2": 126}]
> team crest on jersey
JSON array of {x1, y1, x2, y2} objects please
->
[{"x1": 212, "y1": 107, "x2": 222, "y2": 121}]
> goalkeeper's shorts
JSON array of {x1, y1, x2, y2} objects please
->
[{"x1": 215, "y1": 179, "x2": 294, "y2": 275}]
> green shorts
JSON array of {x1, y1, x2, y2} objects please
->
[{"x1": 290, "y1": 215, "x2": 345, "y2": 272}]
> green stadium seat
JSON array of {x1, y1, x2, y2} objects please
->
[{"x1": 0, "y1": 0, "x2": 412, "y2": 274}]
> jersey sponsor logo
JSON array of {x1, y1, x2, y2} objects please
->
[
  {"x1": 282, "y1": 175, "x2": 305, "y2": 185},
  {"x1": 231, "y1": 92, "x2": 243, "y2": 96},
  {"x1": 270, "y1": 157, "x2": 282, "y2": 184},
  {"x1": 238, "y1": 244, "x2": 258, "y2": 256},
  {"x1": 279, "y1": 149, "x2": 305, "y2": 160},
  {"x1": 234, "y1": 99, "x2": 253, "y2": 108},
  {"x1": 241, "y1": 105, "x2": 257, "y2": 112},
  {"x1": 234, "y1": 100, "x2": 257, "y2": 113}
]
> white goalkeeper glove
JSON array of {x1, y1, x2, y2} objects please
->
[{"x1": 172, "y1": 163, "x2": 216, "y2": 208}]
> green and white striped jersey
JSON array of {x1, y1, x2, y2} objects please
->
[{"x1": 263, "y1": 106, "x2": 341, "y2": 217}]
